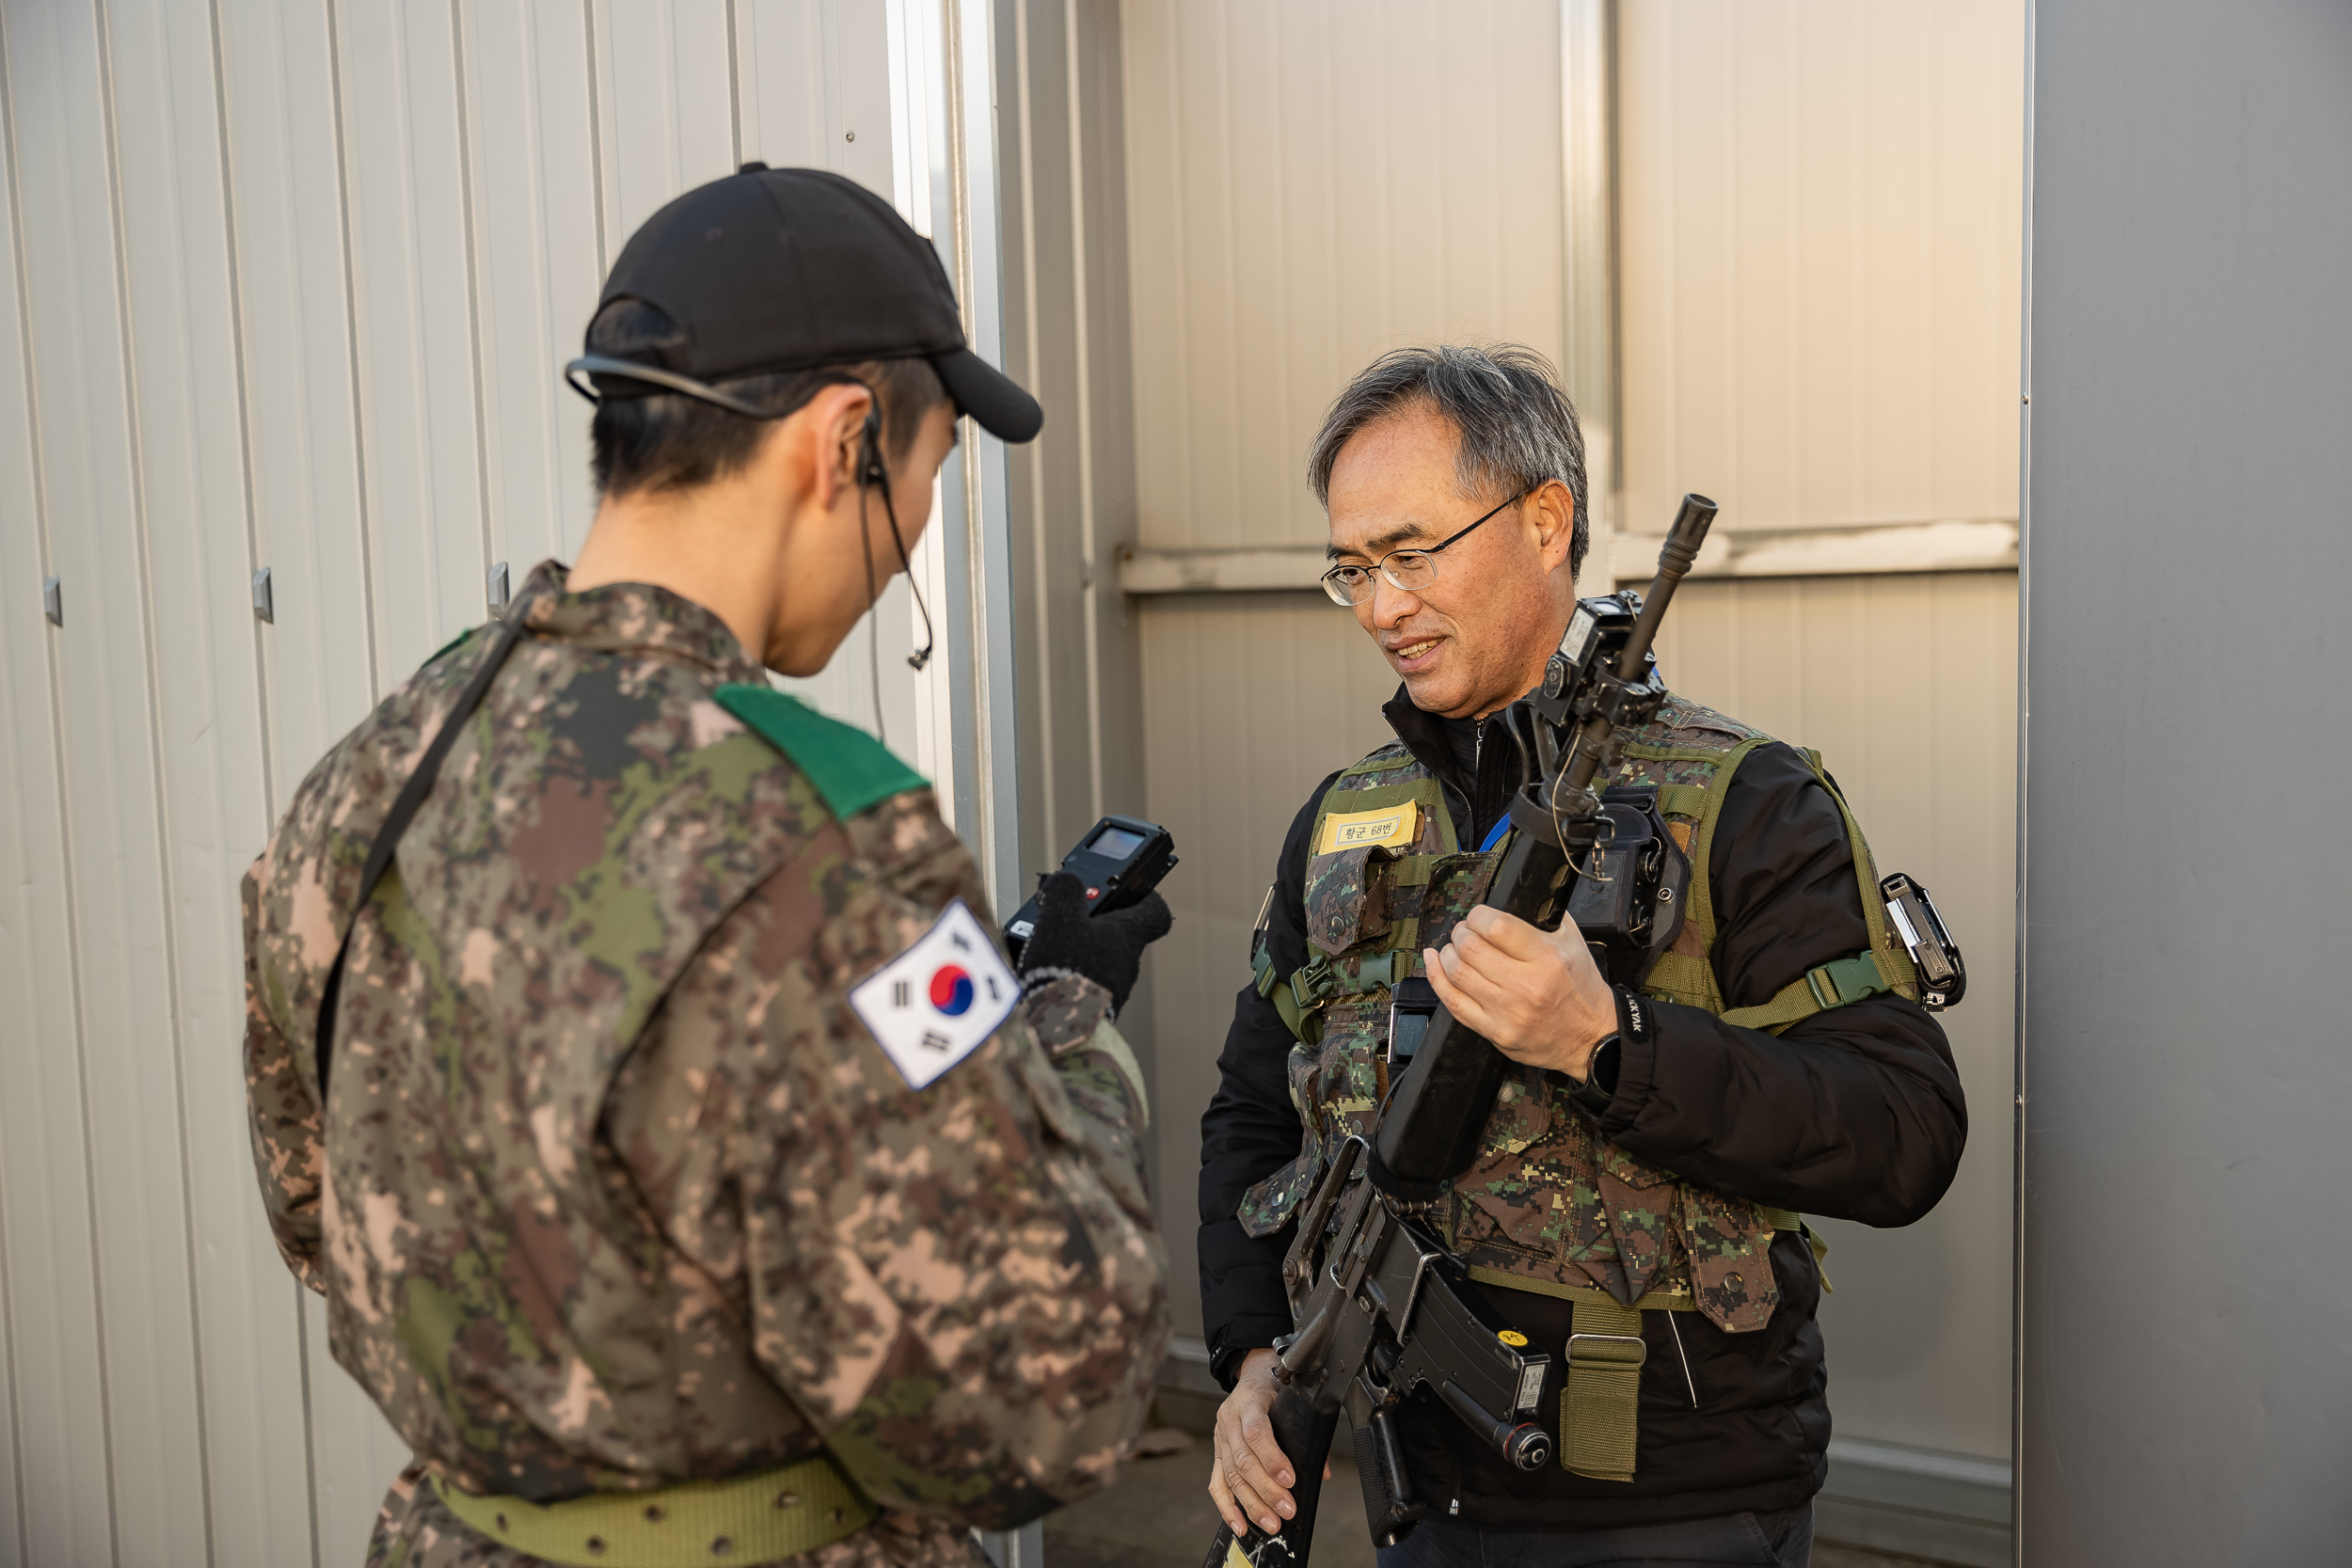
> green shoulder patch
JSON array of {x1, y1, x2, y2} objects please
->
[
  {"x1": 712, "y1": 683, "x2": 928, "y2": 822},
  {"x1": 421, "y1": 624, "x2": 476, "y2": 670}
]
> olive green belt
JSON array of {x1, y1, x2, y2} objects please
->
[
  {"x1": 1467, "y1": 1209, "x2": 1820, "y2": 1486},
  {"x1": 436, "y1": 1450, "x2": 873, "y2": 1567}
]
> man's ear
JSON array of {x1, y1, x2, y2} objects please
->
[
  {"x1": 1530, "y1": 478, "x2": 1578, "y2": 572},
  {"x1": 807, "y1": 383, "x2": 878, "y2": 511}
]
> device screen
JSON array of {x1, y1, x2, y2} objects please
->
[{"x1": 1088, "y1": 824, "x2": 1147, "y2": 860}]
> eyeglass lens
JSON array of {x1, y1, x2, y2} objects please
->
[{"x1": 1322, "y1": 554, "x2": 1438, "y2": 606}]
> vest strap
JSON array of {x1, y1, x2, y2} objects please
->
[
  {"x1": 436, "y1": 1451, "x2": 872, "y2": 1568},
  {"x1": 1563, "y1": 1296, "x2": 1645, "y2": 1482},
  {"x1": 1652, "y1": 782, "x2": 1714, "y2": 821},
  {"x1": 1717, "y1": 948, "x2": 1895, "y2": 1034},
  {"x1": 1267, "y1": 949, "x2": 1410, "y2": 1044}
]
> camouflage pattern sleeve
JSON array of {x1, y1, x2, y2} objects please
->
[
  {"x1": 1020, "y1": 972, "x2": 1153, "y2": 1225},
  {"x1": 241, "y1": 821, "x2": 327, "y2": 1295},
  {"x1": 604, "y1": 789, "x2": 1170, "y2": 1534}
]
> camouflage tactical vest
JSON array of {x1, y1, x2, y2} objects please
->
[{"x1": 1238, "y1": 695, "x2": 1917, "y2": 1338}]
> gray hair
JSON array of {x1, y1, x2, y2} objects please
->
[{"x1": 1307, "y1": 343, "x2": 1588, "y2": 576}]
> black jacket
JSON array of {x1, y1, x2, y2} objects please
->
[{"x1": 1197, "y1": 691, "x2": 1967, "y2": 1529}]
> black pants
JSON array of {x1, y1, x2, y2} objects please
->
[{"x1": 1375, "y1": 1502, "x2": 1813, "y2": 1568}]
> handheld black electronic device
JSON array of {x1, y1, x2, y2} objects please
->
[{"x1": 1005, "y1": 814, "x2": 1179, "y2": 960}]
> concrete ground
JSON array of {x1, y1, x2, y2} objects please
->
[{"x1": 1043, "y1": 1435, "x2": 1954, "y2": 1568}]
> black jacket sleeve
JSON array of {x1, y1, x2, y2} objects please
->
[
  {"x1": 1197, "y1": 773, "x2": 1336, "y2": 1387},
  {"x1": 1596, "y1": 742, "x2": 1967, "y2": 1226}
]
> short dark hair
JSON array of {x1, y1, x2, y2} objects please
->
[
  {"x1": 1307, "y1": 343, "x2": 1589, "y2": 577},
  {"x1": 586, "y1": 298, "x2": 948, "y2": 498}
]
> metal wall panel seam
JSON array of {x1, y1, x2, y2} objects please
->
[
  {"x1": 1009, "y1": 0, "x2": 1057, "y2": 842},
  {"x1": 0, "y1": 712, "x2": 22, "y2": 1565},
  {"x1": 1061, "y1": 0, "x2": 1102, "y2": 823},
  {"x1": 0, "y1": 3, "x2": 123, "y2": 1557},
  {"x1": 2010, "y1": 1, "x2": 2033, "y2": 1558},
  {"x1": 725, "y1": 0, "x2": 743, "y2": 167},
  {"x1": 202, "y1": 0, "x2": 280, "y2": 817},
  {"x1": 0, "y1": 1052, "x2": 21, "y2": 1564},
  {"x1": 451, "y1": 0, "x2": 497, "y2": 618},
  {"x1": 0, "y1": 103, "x2": 56, "y2": 1568},
  {"x1": 582, "y1": 0, "x2": 610, "y2": 277},
  {"x1": 324, "y1": 0, "x2": 384, "y2": 702},
  {"x1": 199, "y1": 0, "x2": 315, "y2": 1555},
  {"x1": 1559, "y1": 0, "x2": 1618, "y2": 540},
  {"x1": 90, "y1": 0, "x2": 219, "y2": 1554},
  {"x1": 942, "y1": 0, "x2": 1025, "y2": 905}
]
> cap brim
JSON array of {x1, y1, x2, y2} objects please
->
[{"x1": 932, "y1": 347, "x2": 1043, "y2": 443}]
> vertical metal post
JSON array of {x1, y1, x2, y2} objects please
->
[
  {"x1": 885, "y1": 0, "x2": 1025, "y2": 911},
  {"x1": 1560, "y1": 0, "x2": 1620, "y2": 578}
]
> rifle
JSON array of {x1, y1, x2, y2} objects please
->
[{"x1": 1203, "y1": 495, "x2": 1719, "y2": 1568}]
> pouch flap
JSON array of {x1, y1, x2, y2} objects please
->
[{"x1": 1304, "y1": 844, "x2": 1396, "y2": 957}]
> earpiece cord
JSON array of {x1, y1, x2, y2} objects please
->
[
  {"x1": 857, "y1": 481, "x2": 888, "y2": 748},
  {"x1": 878, "y1": 469, "x2": 936, "y2": 672}
]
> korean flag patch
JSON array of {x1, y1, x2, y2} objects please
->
[{"x1": 848, "y1": 899, "x2": 1022, "y2": 1089}]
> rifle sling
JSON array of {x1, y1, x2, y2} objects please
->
[{"x1": 313, "y1": 608, "x2": 533, "y2": 1095}]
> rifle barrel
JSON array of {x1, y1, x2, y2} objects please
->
[{"x1": 1614, "y1": 493, "x2": 1715, "y2": 685}]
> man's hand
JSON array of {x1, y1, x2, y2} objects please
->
[
  {"x1": 1017, "y1": 870, "x2": 1172, "y2": 1016},
  {"x1": 1209, "y1": 1348, "x2": 1323, "y2": 1538},
  {"x1": 1422, "y1": 905, "x2": 1617, "y2": 1080}
]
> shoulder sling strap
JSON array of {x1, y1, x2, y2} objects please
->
[{"x1": 313, "y1": 608, "x2": 533, "y2": 1095}]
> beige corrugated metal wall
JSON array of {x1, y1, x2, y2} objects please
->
[
  {"x1": 0, "y1": 5, "x2": 987, "y2": 1562},
  {"x1": 1119, "y1": 0, "x2": 2022, "y2": 1481},
  {"x1": 1119, "y1": 0, "x2": 1570, "y2": 1343}
]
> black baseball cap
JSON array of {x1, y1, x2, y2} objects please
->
[{"x1": 569, "y1": 164, "x2": 1041, "y2": 443}]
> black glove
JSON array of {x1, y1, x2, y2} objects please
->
[{"x1": 1017, "y1": 869, "x2": 1173, "y2": 1017}]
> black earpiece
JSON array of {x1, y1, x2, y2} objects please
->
[
  {"x1": 850, "y1": 397, "x2": 935, "y2": 673},
  {"x1": 858, "y1": 410, "x2": 888, "y2": 489}
]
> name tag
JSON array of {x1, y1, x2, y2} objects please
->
[{"x1": 1317, "y1": 800, "x2": 1421, "y2": 855}]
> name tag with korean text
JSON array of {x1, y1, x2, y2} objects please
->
[{"x1": 1317, "y1": 800, "x2": 1421, "y2": 855}]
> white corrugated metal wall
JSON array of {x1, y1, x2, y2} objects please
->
[
  {"x1": 0, "y1": 3, "x2": 1041, "y2": 1562},
  {"x1": 1115, "y1": 2, "x2": 2021, "y2": 1557}
]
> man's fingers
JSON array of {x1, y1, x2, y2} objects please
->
[
  {"x1": 1423, "y1": 946, "x2": 1494, "y2": 1037},
  {"x1": 1438, "y1": 922, "x2": 1521, "y2": 992},
  {"x1": 1226, "y1": 1417, "x2": 1295, "y2": 1530},
  {"x1": 1207, "y1": 1461, "x2": 1245, "y2": 1535},
  {"x1": 1461, "y1": 904, "x2": 1551, "y2": 958},
  {"x1": 1212, "y1": 1435, "x2": 1277, "y2": 1535},
  {"x1": 1242, "y1": 1413, "x2": 1296, "y2": 1493}
]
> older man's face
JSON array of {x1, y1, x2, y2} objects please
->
[{"x1": 1325, "y1": 403, "x2": 1578, "y2": 720}]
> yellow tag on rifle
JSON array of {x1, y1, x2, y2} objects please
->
[
  {"x1": 1498, "y1": 1329, "x2": 1530, "y2": 1347},
  {"x1": 1318, "y1": 800, "x2": 1421, "y2": 854}
]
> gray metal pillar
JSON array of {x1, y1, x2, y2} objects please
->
[{"x1": 2019, "y1": 1, "x2": 2352, "y2": 1560}]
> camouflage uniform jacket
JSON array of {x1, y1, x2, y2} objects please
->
[{"x1": 243, "y1": 562, "x2": 1169, "y2": 1568}]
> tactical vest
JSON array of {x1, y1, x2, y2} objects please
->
[{"x1": 1240, "y1": 694, "x2": 1916, "y2": 1481}]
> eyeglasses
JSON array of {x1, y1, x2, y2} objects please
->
[{"x1": 1319, "y1": 491, "x2": 1531, "y2": 607}]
